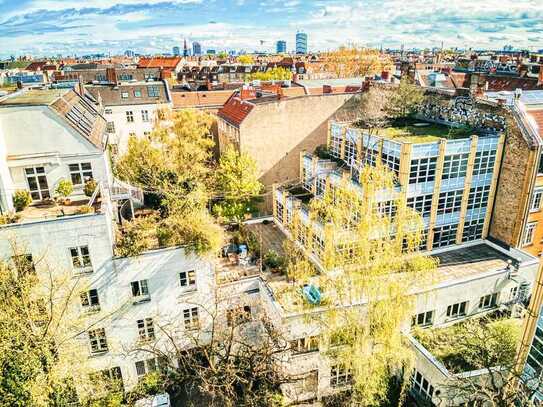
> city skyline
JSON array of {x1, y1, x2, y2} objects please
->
[{"x1": 0, "y1": 0, "x2": 542, "y2": 58}]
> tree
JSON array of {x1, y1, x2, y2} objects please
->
[
  {"x1": 217, "y1": 51, "x2": 228, "y2": 59},
  {"x1": 427, "y1": 317, "x2": 543, "y2": 406},
  {"x1": 321, "y1": 46, "x2": 393, "y2": 79},
  {"x1": 125, "y1": 289, "x2": 293, "y2": 407},
  {"x1": 237, "y1": 55, "x2": 254, "y2": 65},
  {"x1": 280, "y1": 163, "x2": 436, "y2": 405},
  {"x1": 386, "y1": 77, "x2": 425, "y2": 119},
  {"x1": 355, "y1": 86, "x2": 392, "y2": 133},
  {"x1": 213, "y1": 146, "x2": 263, "y2": 223},
  {"x1": 0, "y1": 244, "x2": 112, "y2": 406},
  {"x1": 114, "y1": 109, "x2": 224, "y2": 256},
  {"x1": 248, "y1": 67, "x2": 292, "y2": 81}
]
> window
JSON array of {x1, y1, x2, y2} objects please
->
[
  {"x1": 467, "y1": 185, "x2": 490, "y2": 211},
  {"x1": 25, "y1": 166, "x2": 50, "y2": 200},
  {"x1": 316, "y1": 176, "x2": 326, "y2": 196},
  {"x1": 377, "y1": 200, "x2": 397, "y2": 218},
  {"x1": 411, "y1": 369, "x2": 434, "y2": 400},
  {"x1": 126, "y1": 111, "x2": 134, "y2": 122},
  {"x1": 106, "y1": 121, "x2": 115, "y2": 133},
  {"x1": 80, "y1": 289, "x2": 100, "y2": 312},
  {"x1": 294, "y1": 370, "x2": 318, "y2": 394},
  {"x1": 131, "y1": 279, "x2": 150, "y2": 302},
  {"x1": 141, "y1": 110, "x2": 149, "y2": 122},
  {"x1": 70, "y1": 246, "x2": 92, "y2": 272},
  {"x1": 143, "y1": 131, "x2": 151, "y2": 138},
  {"x1": 128, "y1": 132, "x2": 136, "y2": 139},
  {"x1": 135, "y1": 357, "x2": 168, "y2": 378},
  {"x1": 473, "y1": 150, "x2": 496, "y2": 176},
  {"x1": 381, "y1": 151, "x2": 400, "y2": 176},
  {"x1": 120, "y1": 74, "x2": 133, "y2": 81},
  {"x1": 442, "y1": 153, "x2": 469, "y2": 180},
  {"x1": 539, "y1": 153, "x2": 543, "y2": 175},
  {"x1": 437, "y1": 189, "x2": 463, "y2": 215},
  {"x1": 179, "y1": 270, "x2": 196, "y2": 289},
  {"x1": 446, "y1": 301, "x2": 468, "y2": 318},
  {"x1": 409, "y1": 157, "x2": 437, "y2": 184},
  {"x1": 121, "y1": 92, "x2": 129, "y2": 99},
  {"x1": 411, "y1": 311, "x2": 434, "y2": 327},
  {"x1": 344, "y1": 140, "x2": 357, "y2": 165},
  {"x1": 276, "y1": 200, "x2": 283, "y2": 223},
  {"x1": 479, "y1": 293, "x2": 498, "y2": 309},
  {"x1": 104, "y1": 109, "x2": 112, "y2": 114},
  {"x1": 69, "y1": 162, "x2": 93, "y2": 186},
  {"x1": 148, "y1": 86, "x2": 160, "y2": 97},
  {"x1": 137, "y1": 318, "x2": 155, "y2": 341},
  {"x1": 432, "y1": 224, "x2": 458, "y2": 248},
  {"x1": 462, "y1": 218, "x2": 485, "y2": 242},
  {"x1": 290, "y1": 336, "x2": 319, "y2": 355},
  {"x1": 134, "y1": 89, "x2": 142, "y2": 98},
  {"x1": 88, "y1": 328, "x2": 108, "y2": 354},
  {"x1": 330, "y1": 364, "x2": 352, "y2": 388},
  {"x1": 407, "y1": 194, "x2": 433, "y2": 217},
  {"x1": 523, "y1": 222, "x2": 537, "y2": 246},
  {"x1": 532, "y1": 189, "x2": 543, "y2": 212},
  {"x1": 226, "y1": 305, "x2": 252, "y2": 326},
  {"x1": 183, "y1": 307, "x2": 199, "y2": 330},
  {"x1": 91, "y1": 366, "x2": 122, "y2": 384}
]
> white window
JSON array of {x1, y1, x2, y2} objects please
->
[
  {"x1": 523, "y1": 222, "x2": 537, "y2": 246},
  {"x1": 509, "y1": 286, "x2": 519, "y2": 301},
  {"x1": 126, "y1": 111, "x2": 134, "y2": 123},
  {"x1": 290, "y1": 336, "x2": 319, "y2": 355},
  {"x1": 141, "y1": 110, "x2": 149, "y2": 122},
  {"x1": 131, "y1": 279, "x2": 150, "y2": 303},
  {"x1": 437, "y1": 189, "x2": 463, "y2": 215},
  {"x1": 106, "y1": 121, "x2": 115, "y2": 133},
  {"x1": 532, "y1": 189, "x2": 543, "y2": 212},
  {"x1": 25, "y1": 166, "x2": 50, "y2": 201},
  {"x1": 137, "y1": 318, "x2": 155, "y2": 341},
  {"x1": 121, "y1": 92, "x2": 129, "y2": 99},
  {"x1": 330, "y1": 364, "x2": 352, "y2": 388},
  {"x1": 148, "y1": 86, "x2": 160, "y2": 97},
  {"x1": 69, "y1": 162, "x2": 93, "y2": 186},
  {"x1": 446, "y1": 301, "x2": 468, "y2": 318},
  {"x1": 80, "y1": 289, "x2": 100, "y2": 312},
  {"x1": 411, "y1": 369, "x2": 434, "y2": 400},
  {"x1": 88, "y1": 328, "x2": 108, "y2": 354},
  {"x1": 479, "y1": 293, "x2": 498, "y2": 309},
  {"x1": 135, "y1": 357, "x2": 167, "y2": 378},
  {"x1": 442, "y1": 153, "x2": 469, "y2": 180},
  {"x1": 104, "y1": 109, "x2": 112, "y2": 114},
  {"x1": 134, "y1": 89, "x2": 142, "y2": 98},
  {"x1": 411, "y1": 310, "x2": 434, "y2": 327},
  {"x1": 70, "y1": 246, "x2": 92, "y2": 272},
  {"x1": 179, "y1": 270, "x2": 196, "y2": 289},
  {"x1": 183, "y1": 307, "x2": 199, "y2": 330}
]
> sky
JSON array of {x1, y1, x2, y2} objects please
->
[{"x1": 0, "y1": 0, "x2": 542, "y2": 58}]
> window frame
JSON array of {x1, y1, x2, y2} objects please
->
[
  {"x1": 411, "y1": 310, "x2": 434, "y2": 327},
  {"x1": 183, "y1": 307, "x2": 200, "y2": 330},
  {"x1": 446, "y1": 301, "x2": 468, "y2": 319},
  {"x1": 479, "y1": 293, "x2": 498, "y2": 309},
  {"x1": 70, "y1": 245, "x2": 92, "y2": 273},
  {"x1": 25, "y1": 166, "x2": 50, "y2": 201},
  {"x1": 523, "y1": 222, "x2": 538, "y2": 246},
  {"x1": 88, "y1": 328, "x2": 108, "y2": 354},
  {"x1": 126, "y1": 110, "x2": 134, "y2": 123},
  {"x1": 68, "y1": 162, "x2": 93, "y2": 186},
  {"x1": 137, "y1": 317, "x2": 155, "y2": 341},
  {"x1": 131, "y1": 279, "x2": 150, "y2": 302},
  {"x1": 531, "y1": 188, "x2": 543, "y2": 212}
]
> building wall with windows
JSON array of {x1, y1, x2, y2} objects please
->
[{"x1": 323, "y1": 121, "x2": 505, "y2": 250}]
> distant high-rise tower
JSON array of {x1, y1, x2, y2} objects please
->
[
  {"x1": 172, "y1": 46, "x2": 180, "y2": 56},
  {"x1": 192, "y1": 41, "x2": 202, "y2": 56},
  {"x1": 296, "y1": 32, "x2": 307, "y2": 54},
  {"x1": 183, "y1": 39, "x2": 189, "y2": 57},
  {"x1": 276, "y1": 40, "x2": 287, "y2": 54}
]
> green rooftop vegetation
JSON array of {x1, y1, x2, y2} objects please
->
[
  {"x1": 413, "y1": 314, "x2": 522, "y2": 374},
  {"x1": 373, "y1": 118, "x2": 476, "y2": 144},
  {"x1": 0, "y1": 89, "x2": 69, "y2": 106}
]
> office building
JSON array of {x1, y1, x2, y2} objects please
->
[
  {"x1": 276, "y1": 40, "x2": 287, "y2": 54},
  {"x1": 172, "y1": 46, "x2": 180, "y2": 56},
  {"x1": 193, "y1": 41, "x2": 202, "y2": 56},
  {"x1": 296, "y1": 32, "x2": 308, "y2": 54}
]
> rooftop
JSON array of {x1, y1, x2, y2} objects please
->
[
  {"x1": 364, "y1": 119, "x2": 475, "y2": 143},
  {"x1": 0, "y1": 88, "x2": 70, "y2": 106}
]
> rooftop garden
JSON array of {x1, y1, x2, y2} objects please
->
[
  {"x1": 412, "y1": 313, "x2": 522, "y2": 374},
  {"x1": 374, "y1": 118, "x2": 476, "y2": 143}
]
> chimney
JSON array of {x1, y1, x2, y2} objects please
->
[
  {"x1": 106, "y1": 67, "x2": 117, "y2": 84},
  {"x1": 323, "y1": 85, "x2": 332, "y2": 94},
  {"x1": 77, "y1": 75, "x2": 85, "y2": 96}
]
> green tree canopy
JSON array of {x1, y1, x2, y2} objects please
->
[{"x1": 248, "y1": 67, "x2": 293, "y2": 81}]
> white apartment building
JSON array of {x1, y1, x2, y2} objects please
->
[{"x1": 86, "y1": 80, "x2": 172, "y2": 155}]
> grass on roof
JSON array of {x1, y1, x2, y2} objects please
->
[
  {"x1": 0, "y1": 89, "x2": 69, "y2": 105},
  {"x1": 371, "y1": 118, "x2": 475, "y2": 143}
]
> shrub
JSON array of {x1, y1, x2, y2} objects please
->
[
  {"x1": 76, "y1": 206, "x2": 94, "y2": 215},
  {"x1": 55, "y1": 179, "x2": 73, "y2": 198},
  {"x1": 115, "y1": 216, "x2": 158, "y2": 257},
  {"x1": 12, "y1": 190, "x2": 32, "y2": 212},
  {"x1": 84, "y1": 179, "x2": 98, "y2": 197},
  {"x1": 0, "y1": 212, "x2": 19, "y2": 225},
  {"x1": 263, "y1": 250, "x2": 284, "y2": 270}
]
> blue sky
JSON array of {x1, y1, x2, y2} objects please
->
[{"x1": 0, "y1": 0, "x2": 542, "y2": 57}]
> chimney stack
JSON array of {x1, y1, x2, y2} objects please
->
[{"x1": 106, "y1": 67, "x2": 117, "y2": 84}]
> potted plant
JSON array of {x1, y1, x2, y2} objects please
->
[
  {"x1": 12, "y1": 190, "x2": 32, "y2": 212},
  {"x1": 55, "y1": 179, "x2": 73, "y2": 205},
  {"x1": 84, "y1": 178, "x2": 98, "y2": 198}
]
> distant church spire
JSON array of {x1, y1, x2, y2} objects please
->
[{"x1": 183, "y1": 38, "x2": 188, "y2": 57}]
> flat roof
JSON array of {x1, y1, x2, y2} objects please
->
[{"x1": 0, "y1": 89, "x2": 69, "y2": 106}]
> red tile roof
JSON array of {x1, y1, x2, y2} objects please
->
[
  {"x1": 217, "y1": 96, "x2": 254, "y2": 126},
  {"x1": 483, "y1": 75, "x2": 543, "y2": 92},
  {"x1": 26, "y1": 61, "x2": 48, "y2": 71},
  {"x1": 529, "y1": 109, "x2": 543, "y2": 138},
  {"x1": 138, "y1": 56, "x2": 182, "y2": 69}
]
